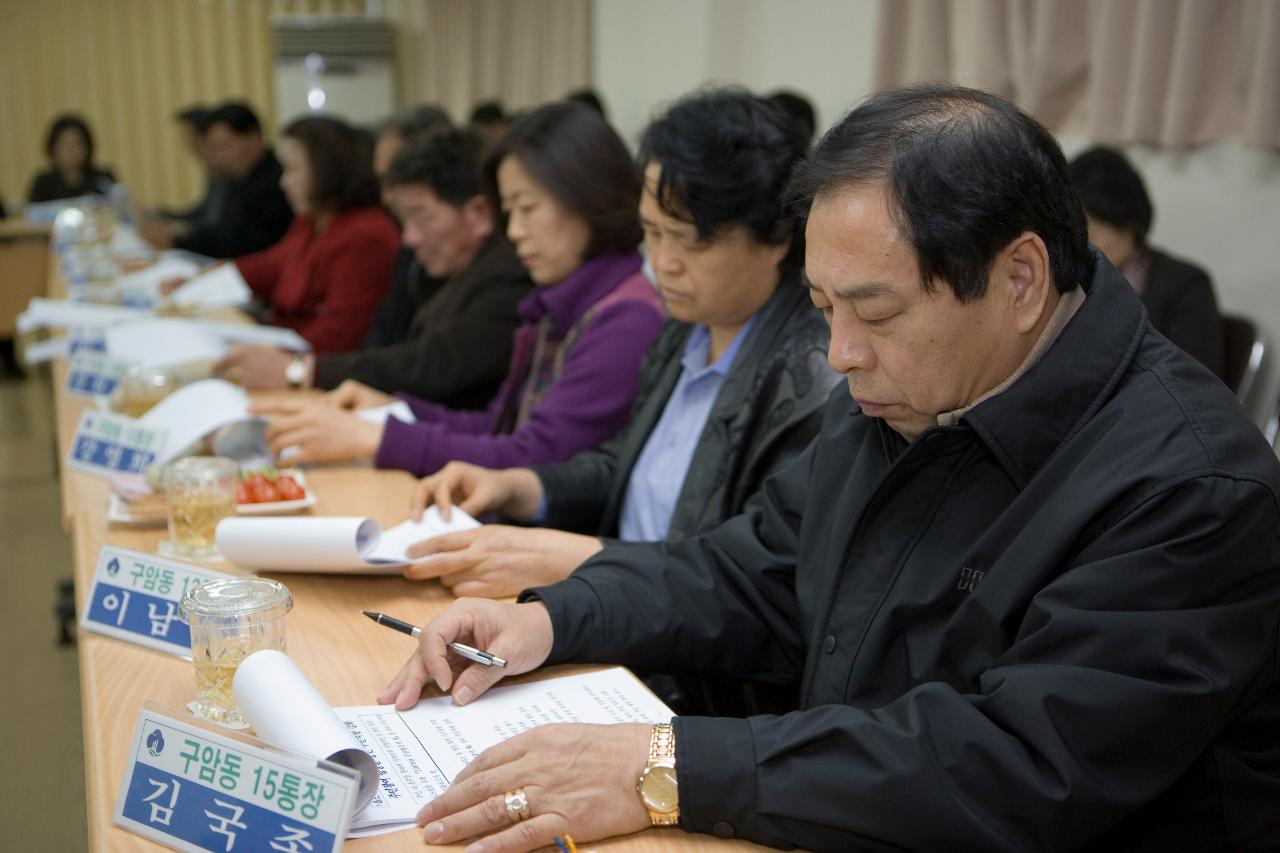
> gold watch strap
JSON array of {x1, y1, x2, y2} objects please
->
[{"x1": 647, "y1": 723, "x2": 679, "y2": 826}]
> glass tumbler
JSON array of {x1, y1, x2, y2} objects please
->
[
  {"x1": 116, "y1": 365, "x2": 177, "y2": 418},
  {"x1": 165, "y1": 456, "x2": 238, "y2": 559},
  {"x1": 180, "y1": 578, "x2": 293, "y2": 729}
]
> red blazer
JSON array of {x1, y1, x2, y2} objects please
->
[{"x1": 234, "y1": 206, "x2": 399, "y2": 352}]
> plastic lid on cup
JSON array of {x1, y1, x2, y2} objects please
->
[{"x1": 180, "y1": 578, "x2": 293, "y2": 623}]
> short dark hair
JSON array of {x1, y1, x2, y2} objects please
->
[
  {"x1": 639, "y1": 88, "x2": 806, "y2": 272},
  {"x1": 484, "y1": 101, "x2": 641, "y2": 258},
  {"x1": 379, "y1": 104, "x2": 452, "y2": 142},
  {"x1": 45, "y1": 113, "x2": 95, "y2": 162},
  {"x1": 282, "y1": 116, "x2": 380, "y2": 212},
  {"x1": 208, "y1": 101, "x2": 262, "y2": 136},
  {"x1": 789, "y1": 84, "x2": 1092, "y2": 301},
  {"x1": 566, "y1": 88, "x2": 606, "y2": 118},
  {"x1": 767, "y1": 89, "x2": 817, "y2": 151},
  {"x1": 175, "y1": 105, "x2": 214, "y2": 134},
  {"x1": 383, "y1": 128, "x2": 485, "y2": 208},
  {"x1": 1068, "y1": 146, "x2": 1154, "y2": 245},
  {"x1": 469, "y1": 100, "x2": 506, "y2": 126}
]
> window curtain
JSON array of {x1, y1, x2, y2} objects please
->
[{"x1": 875, "y1": 0, "x2": 1280, "y2": 148}]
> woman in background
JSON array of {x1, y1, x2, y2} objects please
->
[
  {"x1": 257, "y1": 102, "x2": 665, "y2": 476},
  {"x1": 28, "y1": 114, "x2": 117, "y2": 203},
  {"x1": 232, "y1": 115, "x2": 400, "y2": 352}
]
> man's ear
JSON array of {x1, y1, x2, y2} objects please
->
[
  {"x1": 997, "y1": 231, "x2": 1053, "y2": 335},
  {"x1": 462, "y1": 195, "x2": 495, "y2": 240}
]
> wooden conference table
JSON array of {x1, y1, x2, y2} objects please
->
[{"x1": 49, "y1": 305, "x2": 766, "y2": 849}]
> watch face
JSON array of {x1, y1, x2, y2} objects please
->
[{"x1": 641, "y1": 763, "x2": 678, "y2": 812}]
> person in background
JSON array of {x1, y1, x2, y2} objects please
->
[
  {"x1": 767, "y1": 89, "x2": 818, "y2": 152},
  {"x1": 402, "y1": 89, "x2": 836, "y2": 606},
  {"x1": 228, "y1": 115, "x2": 399, "y2": 352},
  {"x1": 469, "y1": 99, "x2": 510, "y2": 147},
  {"x1": 150, "y1": 106, "x2": 228, "y2": 233},
  {"x1": 138, "y1": 101, "x2": 292, "y2": 258},
  {"x1": 363, "y1": 103, "x2": 454, "y2": 349},
  {"x1": 566, "y1": 88, "x2": 607, "y2": 119},
  {"x1": 216, "y1": 129, "x2": 530, "y2": 407},
  {"x1": 27, "y1": 114, "x2": 117, "y2": 203},
  {"x1": 1069, "y1": 146, "x2": 1225, "y2": 380},
  {"x1": 255, "y1": 102, "x2": 665, "y2": 475}
]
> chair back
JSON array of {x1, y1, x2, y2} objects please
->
[{"x1": 1222, "y1": 314, "x2": 1265, "y2": 401}]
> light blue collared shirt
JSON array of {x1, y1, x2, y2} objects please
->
[{"x1": 617, "y1": 317, "x2": 754, "y2": 542}]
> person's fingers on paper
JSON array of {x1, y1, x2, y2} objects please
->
[
  {"x1": 406, "y1": 528, "x2": 477, "y2": 560},
  {"x1": 418, "y1": 621, "x2": 458, "y2": 701},
  {"x1": 325, "y1": 379, "x2": 361, "y2": 410},
  {"x1": 378, "y1": 648, "x2": 428, "y2": 706},
  {"x1": 156, "y1": 275, "x2": 188, "y2": 296},
  {"x1": 213, "y1": 346, "x2": 245, "y2": 377},
  {"x1": 403, "y1": 548, "x2": 480, "y2": 581}
]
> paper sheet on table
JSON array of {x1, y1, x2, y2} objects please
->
[
  {"x1": 338, "y1": 667, "x2": 674, "y2": 830},
  {"x1": 233, "y1": 650, "x2": 379, "y2": 814},
  {"x1": 215, "y1": 508, "x2": 480, "y2": 573},
  {"x1": 354, "y1": 400, "x2": 417, "y2": 426},
  {"x1": 113, "y1": 256, "x2": 201, "y2": 298},
  {"x1": 197, "y1": 319, "x2": 311, "y2": 352},
  {"x1": 105, "y1": 318, "x2": 227, "y2": 368},
  {"x1": 16, "y1": 298, "x2": 149, "y2": 334},
  {"x1": 137, "y1": 378, "x2": 250, "y2": 463},
  {"x1": 22, "y1": 336, "x2": 70, "y2": 364},
  {"x1": 170, "y1": 263, "x2": 253, "y2": 309}
]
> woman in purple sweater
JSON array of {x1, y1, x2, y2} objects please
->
[{"x1": 256, "y1": 102, "x2": 665, "y2": 476}]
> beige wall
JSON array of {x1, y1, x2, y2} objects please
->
[{"x1": 0, "y1": 0, "x2": 590, "y2": 212}]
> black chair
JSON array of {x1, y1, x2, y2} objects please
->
[{"x1": 1222, "y1": 314, "x2": 1265, "y2": 401}]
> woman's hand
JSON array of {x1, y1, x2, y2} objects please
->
[
  {"x1": 252, "y1": 399, "x2": 384, "y2": 463},
  {"x1": 325, "y1": 379, "x2": 395, "y2": 411},
  {"x1": 410, "y1": 461, "x2": 544, "y2": 522},
  {"x1": 403, "y1": 525, "x2": 604, "y2": 598}
]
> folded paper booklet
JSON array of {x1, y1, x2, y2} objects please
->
[
  {"x1": 215, "y1": 508, "x2": 480, "y2": 573},
  {"x1": 232, "y1": 651, "x2": 674, "y2": 835}
]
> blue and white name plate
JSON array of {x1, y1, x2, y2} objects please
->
[
  {"x1": 67, "y1": 324, "x2": 108, "y2": 356},
  {"x1": 115, "y1": 704, "x2": 358, "y2": 853},
  {"x1": 65, "y1": 410, "x2": 167, "y2": 478},
  {"x1": 80, "y1": 546, "x2": 232, "y2": 657},
  {"x1": 65, "y1": 352, "x2": 134, "y2": 398}
]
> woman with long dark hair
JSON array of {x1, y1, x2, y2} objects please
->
[{"x1": 257, "y1": 102, "x2": 665, "y2": 474}]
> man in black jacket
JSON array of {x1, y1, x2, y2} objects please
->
[
  {"x1": 138, "y1": 102, "x2": 293, "y2": 259},
  {"x1": 217, "y1": 130, "x2": 531, "y2": 409},
  {"x1": 381, "y1": 85, "x2": 1280, "y2": 852}
]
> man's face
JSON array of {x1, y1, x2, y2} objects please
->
[
  {"x1": 388, "y1": 184, "x2": 488, "y2": 279},
  {"x1": 639, "y1": 161, "x2": 785, "y2": 329},
  {"x1": 805, "y1": 183, "x2": 1027, "y2": 441},
  {"x1": 204, "y1": 124, "x2": 260, "y2": 178}
]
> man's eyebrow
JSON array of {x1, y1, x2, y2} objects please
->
[{"x1": 804, "y1": 276, "x2": 895, "y2": 301}]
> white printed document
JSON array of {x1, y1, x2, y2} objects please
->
[
  {"x1": 232, "y1": 651, "x2": 673, "y2": 834},
  {"x1": 215, "y1": 508, "x2": 480, "y2": 573},
  {"x1": 170, "y1": 262, "x2": 253, "y2": 309}
]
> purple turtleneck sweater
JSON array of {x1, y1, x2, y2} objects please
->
[{"x1": 375, "y1": 250, "x2": 664, "y2": 477}]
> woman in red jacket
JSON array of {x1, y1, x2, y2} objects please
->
[{"x1": 234, "y1": 116, "x2": 400, "y2": 352}]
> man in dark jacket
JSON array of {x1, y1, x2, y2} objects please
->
[
  {"x1": 381, "y1": 85, "x2": 1280, "y2": 852},
  {"x1": 216, "y1": 130, "x2": 531, "y2": 409},
  {"x1": 138, "y1": 102, "x2": 293, "y2": 259}
]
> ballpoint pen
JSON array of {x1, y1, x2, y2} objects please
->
[{"x1": 362, "y1": 610, "x2": 508, "y2": 668}]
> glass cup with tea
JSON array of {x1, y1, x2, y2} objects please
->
[
  {"x1": 179, "y1": 578, "x2": 293, "y2": 728},
  {"x1": 115, "y1": 365, "x2": 177, "y2": 419},
  {"x1": 164, "y1": 456, "x2": 238, "y2": 559}
]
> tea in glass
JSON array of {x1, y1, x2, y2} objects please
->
[
  {"x1": 165, "y1": 456, "x2": 238, "y2": 558},
  {"x1": 180, "y1": 578, "x2": 292, "y2": 728}
]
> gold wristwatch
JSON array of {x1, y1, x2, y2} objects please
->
[{"x1": 637, "y1": 723, "x2": 679, "y2": 826}]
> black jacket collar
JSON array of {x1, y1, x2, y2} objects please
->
[{"x1": 960, "y1": 250, "x2": 1147, "y2": 489}]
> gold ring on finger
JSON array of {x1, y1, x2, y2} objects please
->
[{"x1": 503, "y1": 787, "x2": 530, "y2": 823}]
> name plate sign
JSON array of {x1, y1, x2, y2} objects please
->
[
  {"x1": 80, "y1": 546, "x2": 232, "y2": 657},
  {"x1": 115, "y1": 705, "x2": 357, "y2": 852},
  {"x1": 67, "y1": 324, "x2": 108, "y2": 356},
  {"x1": 65, "y1": 410, "x2": 167, "y2": 478},
  {"x1": 65, "y1": 352, "x2": 134, "y2": 398}
]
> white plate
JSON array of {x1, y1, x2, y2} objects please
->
[{"x1": 107, "y1": 469, "x2": 317, "y2": 526}]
